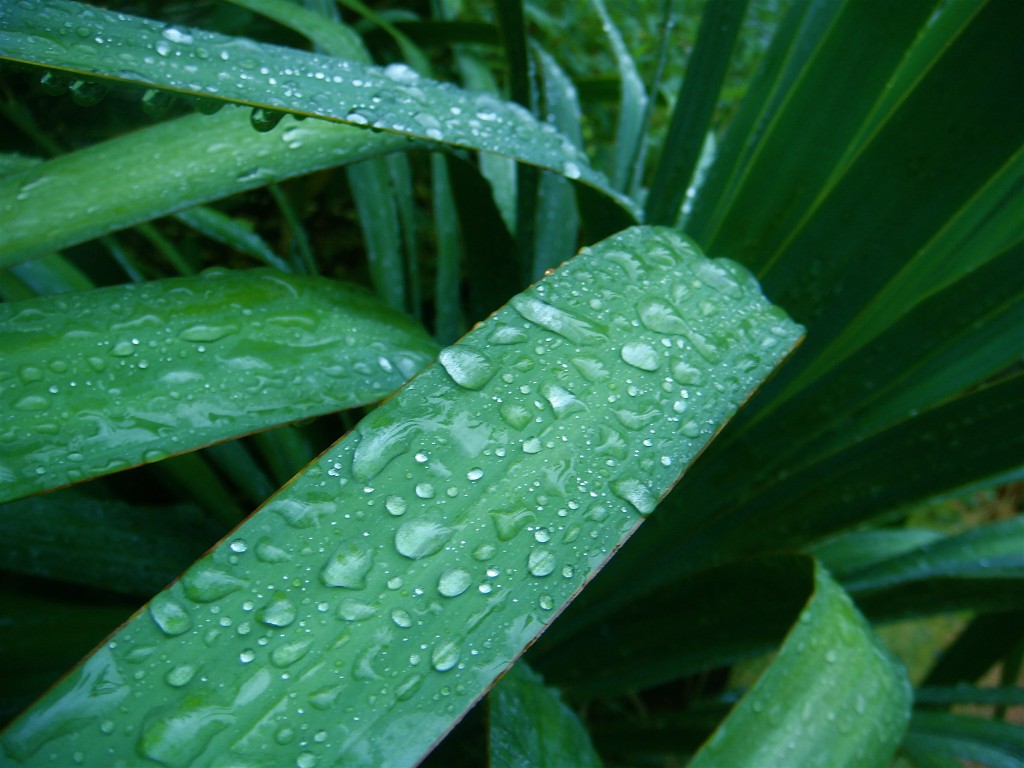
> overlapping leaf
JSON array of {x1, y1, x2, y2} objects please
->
[
  {"x1": 0, "y1": 226, "x2": 801, "y2": 766},
  {"x1": 0, "y1": 0, "x2": 634, "y2": 215},
  {"x1": 0, "y1": 269, "x2": 438, "y2": 502}
]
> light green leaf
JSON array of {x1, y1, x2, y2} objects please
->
[
  {"x1": 0, "y1": 106, "x2": 411, "y2": 266},
  {"x1": 687, "y1": 563, "x2": 911, "y2": 768},
  {"x1": 0, "y1": 269, "x2": 438, "y2": 502},
  {"x1": 489, "y1": 662, "x2": 602, "y2": 768},
  {"x1": 0, "y1": 226, "x2": 801, "y2": 767},
  {"x1": 0, "y1": 0, "x2": 631, "y2": 211}
]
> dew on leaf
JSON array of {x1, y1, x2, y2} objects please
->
[
  {"x1": 437, "y1": 568, "x2": 472, "y2": 598},
  {"x1": 395, "y1": 517, "x2": 452, "y2": 559}
]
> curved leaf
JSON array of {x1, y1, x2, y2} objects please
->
[
  {"x1": 0, "y1": 269, "x2": 439, "y2": 502},
  {"x1": 0, "y1": 0, "x2": 634, "y2": 215},
  {"x1": 687, "y1": 562, "x2": 911, "y2": 768},
  {"x1": 0, "y1": 226, "x2": 801, "y2": 767}
]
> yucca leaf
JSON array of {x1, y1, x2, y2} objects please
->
[
  {"x1": 488, "y1": 662, "x2": 602, "y2": 768},
  {"x1": 902, "y1": 712, "x2": 1024, "y2": 768},
  {"x1": 0, "y1": 0, "x2": 632, "y2": 213},
  {"x1": 537, "y1": 516, "x2": 1024, "y2": 696},
  {"x1": 688, "y1": 563, "x2": 911, "y2": 768},
  {"x1": 914, "y1": 686, "x2": 1024, "y2": 708},
  {"x1": 689, "y1": 0, "x2": 941, "y2": 257},
  {"x1": 848, "y1": 516, "x2": 1024, "y2": 620},
  {"x1": 0, "y1": 584, "x2": 138, "y2": 729},
  {"x1": 173, "y1": 206, "x2": 290, "y2": 273},
  {"x1": 589, "y1": 0, "x2": 647, "y2": 193},
  {"x1": 533, "y1": 554, "x2": 811, "y2": 696},
  {"x1": 0, "y1": 107, "x2": 411, "y2": 266},
  {"x1": 924, "y1": 612, "x2": 1024, "y2": 687},
  {"x1": 644, "y1": 0, "x2": 750, "y2": 226},
  {"x1": 0, "y1": 226, "x2": 801, "y2": 766},
  {"x1": 809, "y1": 529, "x2": 946, "y2": 581},
  {"x1": 0, "y1": 490, "x2": 220, "y2": 596},
  {"x1": 0, "y1": 269, "x2": 438, "y2": 503}
]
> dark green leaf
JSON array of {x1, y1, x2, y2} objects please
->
[{"x1": 488, "y1": 662, "x2": 602, "y2": 768}]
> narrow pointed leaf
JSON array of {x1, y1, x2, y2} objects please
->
[
  {"x1": 0, "y1": 226, "x2": 801, "y2": 767},
  {"x1": 590, "y1": 0, "x2": 647, "y2": 192},
  {"x1": 902, "y1": 712, "x2": 1024, "y2": 768},
  {"x1": 0, "y1": 490, "x2": 220, "y2": 596},
  {"x1": 488, "y1": 662, "x2": 602, "y2": 768},
  {"x1": 0, "y1": 0, "x2": 633, "y2": 214},
  {"x1": 174, "y1": 206, "x2": 290, "y2": 273},
  {"x1": 0, "y1": 107, "x2": 412, "y2": 266},
  {"x1": 924, "y1": 612, "x2": 1024, "y2": 687},
  {"x1": 687, "y1": 563, "x2": 911, "y2": 768},
  {"x1": 0, "y1": 269, "x2": 438, "y2": 503},
  {"x1": 644, "y1": 0, "x2": 750, "y2": 225}
]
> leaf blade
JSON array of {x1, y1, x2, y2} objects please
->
[
  {"x1": 0, "y1": 269, "x2": 438, "y2": 502},
  {"x1": 0, "y1": 226, "x2": 801, "y2": 767}
]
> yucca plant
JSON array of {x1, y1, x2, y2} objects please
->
[{"x1": 0, "y1": 0, "x2": 1021, "y2": 765}]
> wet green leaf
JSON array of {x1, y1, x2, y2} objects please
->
[
  {"x1": 0, "y1": 226, "x2": 801, "y2": 766},
  {"x1": 0, "y1": 107, "x2": 411, "y2": 267},
  {"x1": 0, "y1": 0, "x2": 633, "y2": 215},
  {"x1": 687, "y1": 563, "x2": 911, "y2": 768},
  {"x1": 0, "y1": 269, "x2": 438, "y2": 502}
]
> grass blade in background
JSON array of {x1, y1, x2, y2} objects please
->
[
  {"x1": 686, "y1": 563, "x2": 911, "y2": 768},
  {"x1": 0, "y1": 269, "x2": 438, "y2": 502},
  {"x1": 590, "y1": 0, "x2": 647, "y2": 193},
  {"x1": 0, "y1": 226, "x2": 801, "y2": 766},
  {"x1": 0, "y1": 107, "x2": 412, "y2": 266},
  {"x1": 644, "y1": 0, "x2": 750, "y2": 226},
  {"x1": 173, "y1": 206, "x2": 291, "y2": 273},
  {"x1": 532, "y1": 48, "x2": 583, "y2": 279},
  {"x1": 488, "y1": 662, "x2": 602, "y2": 768}
]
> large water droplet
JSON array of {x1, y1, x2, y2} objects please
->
[
  {"x1": 395, "y1": 517, "x2": 453, "y2": 559},
  {"x1": 431, "y1": 640, "x2": 460, "y2": 672},
  {"x1": 320, "y1": 545, "x2": 374, "y2": 588},
  {"x1": 165, "y1": 664, "x2": 197, "y2": 688},
  {"x1": 391, "y1": 609, "x2": 413, "y2": 628},
  {"x1": 540, "y1": 383, "x2": 583, "y2": 417},
  {"x1": 509, "y1": 295, "x2": 606, "y2": 344},
  {"x1": 149, "y1": 594, "x2": 192, "y2": 636},
  {"x1": 528, "y1": 549, "x2": 556, "y2": 577},
  {"x1": 271, "y1": 639, "x2": 313, "y2": 668},
  {"x1": 437, "y1": 568, "x2": 472, "y2": 597},
  {"x1": 385, "y1": 495, "x2": 407, "y2": 516},
  {"x1": 638, "y1": 298, "x2": 688, "y2": 334},
  {"x1": 179, "y1": 324, "x2": 238, "y2": 342},
  {"x1": 256, "y1": 538, "x2": 292, "y2": 563},
  {"x1": 257, "y1": 594, "x2": 297, "y2": 627},
  {"x1": 610, "y1": 478, "x2": 658, "y2": 515},
  {"x1": 438, "y1": 346, "x2": 495, "y2": 391},
  {"x1": 500, "y1": 403, "x2": 532, "y2": 430},
  {"x1": 621, "y1": 341, "x2": 660, "y2": 371},
  {"x1": 395, "y1": 674, "x2": 423, "y2": 701},
  {"x1": 181, "y1": 559, "x2": 246, "y2": 603},
  {"x1": 671, "y1": 359, "x2": 703, "y2": 385},
  {"x1": 338, "y1": 598, "x2": 378, "y2": 622}
]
